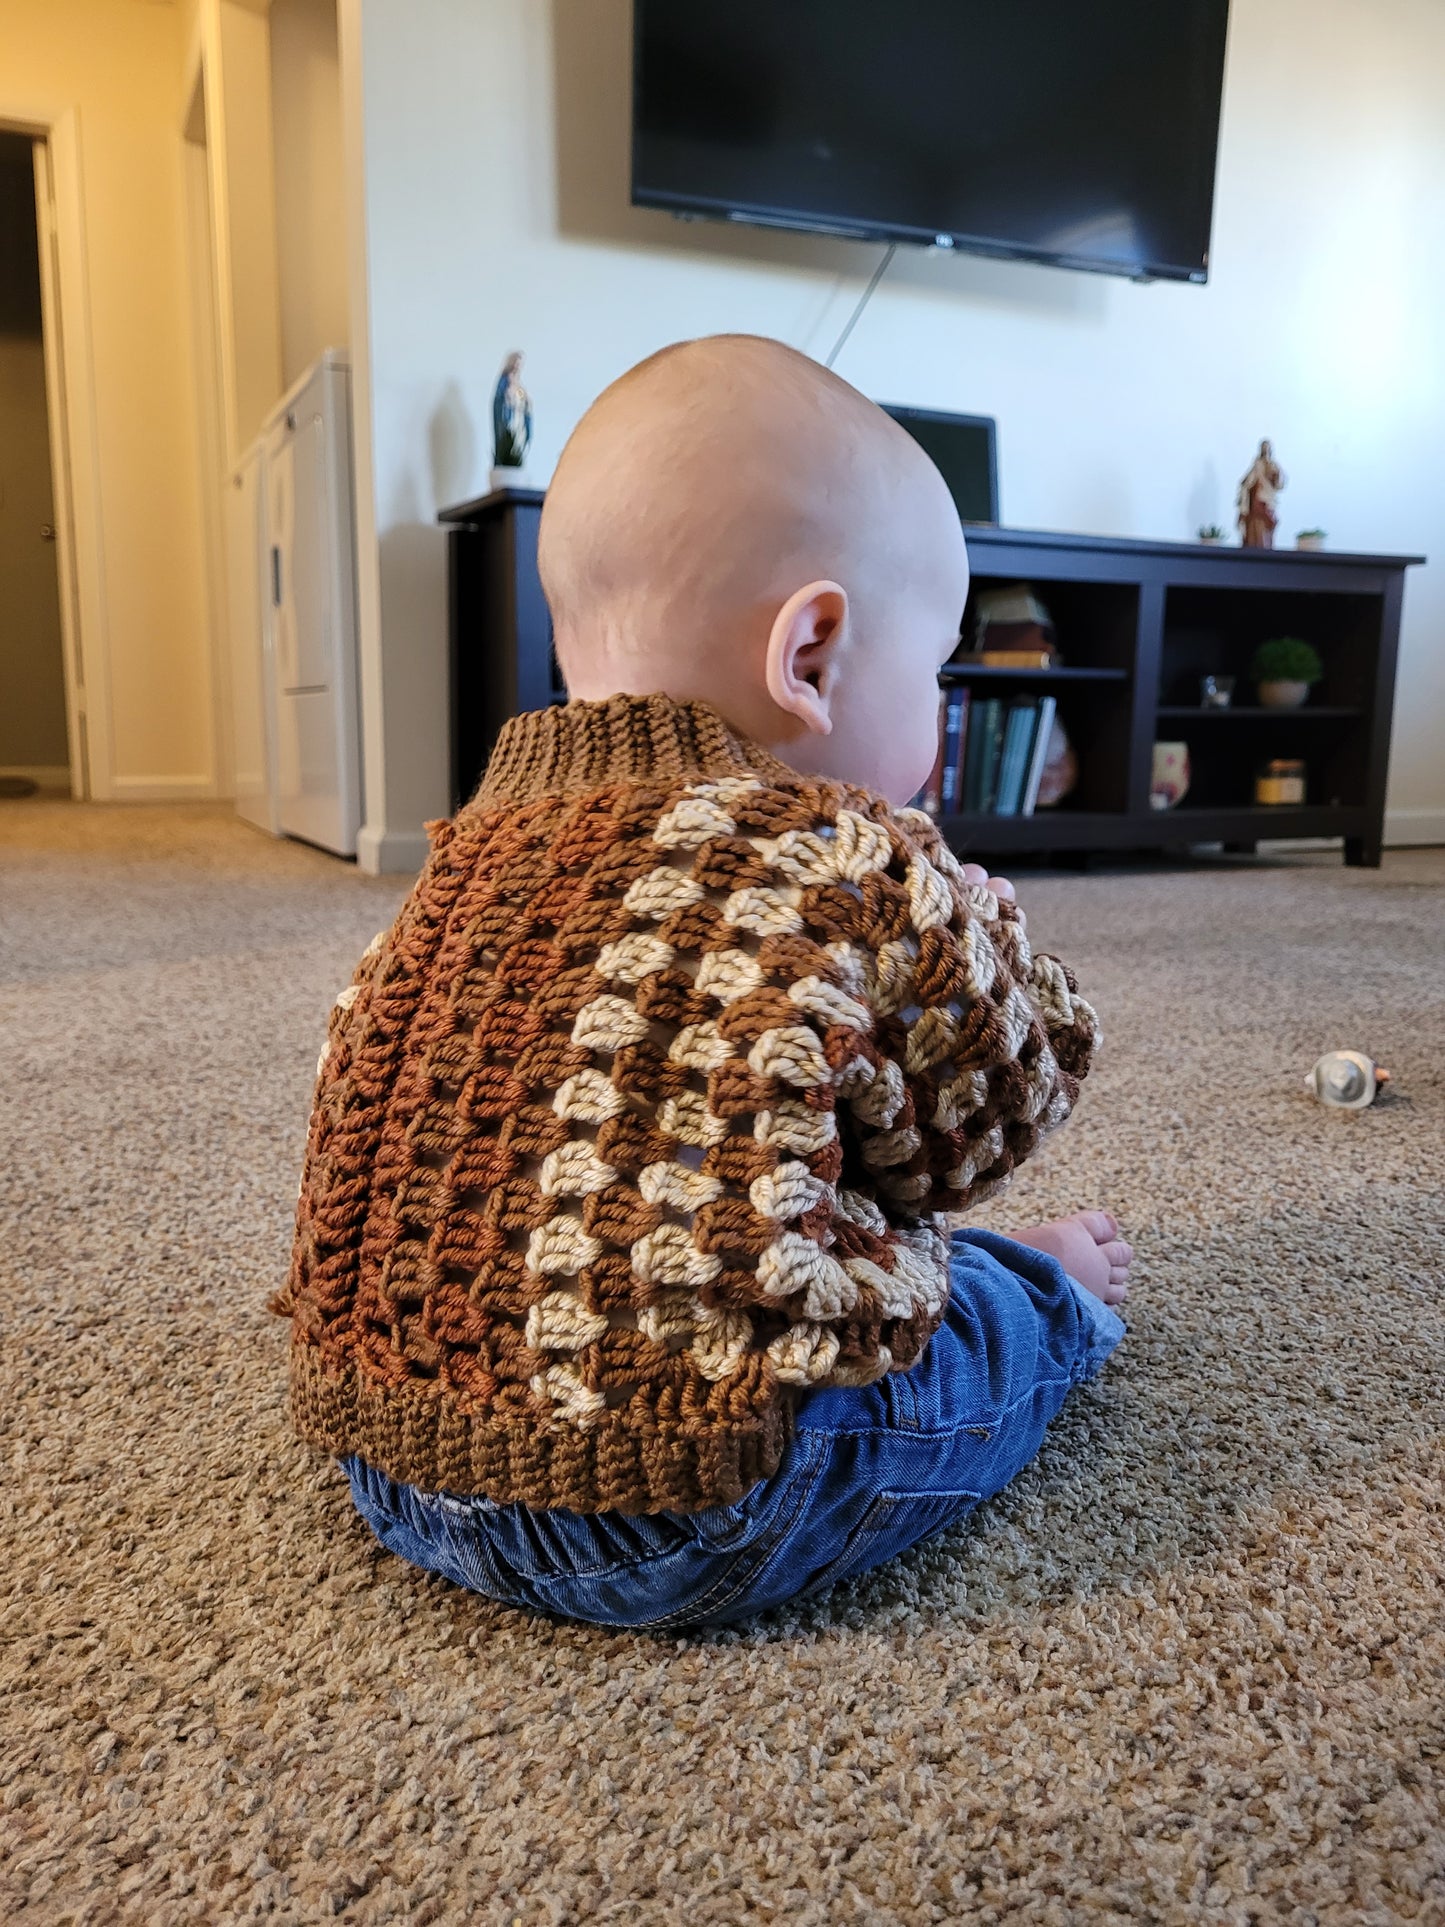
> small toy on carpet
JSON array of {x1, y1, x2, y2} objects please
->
[{"x1": 1306, "y1": 1050, "x2": 1392, "y2": 1109}]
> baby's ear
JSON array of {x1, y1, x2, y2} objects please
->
[{"x1": 764, "y1": 581, "x2": 849, "y2": 737}]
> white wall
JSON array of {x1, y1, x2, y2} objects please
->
[
  {"x1": 210, "y1": 0, "x2": 284, "y2": 459},
  {"x1": 1, "y1": 0, "x2": 215, "y2": 798},
  {"x1": 350, "y1": 0, "x2": 1445, "y2": 866},
  {"x1": 270, "y1": 0, "x2": 348, "y2": 390}
]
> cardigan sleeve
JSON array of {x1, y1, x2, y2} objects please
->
[{"x1": 820, "y1": 805, "x2": 1100, "y2": 1217}]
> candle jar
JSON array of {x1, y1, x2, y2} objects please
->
[{"x1": 1255, "y1": 758, "x2": 1306, "y2": 805}]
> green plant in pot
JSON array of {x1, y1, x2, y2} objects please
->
[{"x1": 1251, "y1": 636, "x2": 1322, "y2": 708}]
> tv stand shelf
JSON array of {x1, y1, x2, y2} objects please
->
[
  {"x1": 438, "y1": 493, "x2": 1422, "y2": 869},
  {"x1": 1156, "y1": 704, "x2": 1364, "y2": 720},
  {"x1": 939, "y1": 664, "x2": 1129, "y2": 684}
]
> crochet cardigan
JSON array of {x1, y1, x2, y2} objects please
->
[{"x1": 273, "y1": 695, "x2": 1099, "y2": 1514}]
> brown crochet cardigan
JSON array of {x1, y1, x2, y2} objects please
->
[{"x1": 273, "y1": 695, "x2": 1098, "y2": 1514}]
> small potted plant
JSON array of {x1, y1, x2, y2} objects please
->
[
  {"x1": 1296, "y1": 528, "x2": 1327, "y2": 552},
  {"x1": 1198, "y1": 524, "x2": 1226, "y2": 545},
  {"x1": 1251, "y1": 636, "x2": 1323, "y2": 708}
]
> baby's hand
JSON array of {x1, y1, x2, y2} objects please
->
[{"x1": 959, "y1": 861, "x2": 1018, "y2": 910}]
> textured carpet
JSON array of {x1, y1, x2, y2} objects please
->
[{"x1": 2, "y1": 801, "x2": 1442, "y2": 1926}]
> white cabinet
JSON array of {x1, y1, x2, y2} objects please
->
[{"x1": 230, "y1": 349, "x2": 361, "y2": 856}]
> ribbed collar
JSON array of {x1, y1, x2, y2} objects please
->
[{"x1": 474, "y1": 694, "x2": 796, "y2": 806}]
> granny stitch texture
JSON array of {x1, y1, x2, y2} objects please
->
[{"x1": 275, "y1": 696, "x2": 1098, "y2": 1514}]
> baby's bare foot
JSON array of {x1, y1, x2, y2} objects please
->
[{"x1": 1009, "y1": 1210, "x2": 1133, "y2": 1306}]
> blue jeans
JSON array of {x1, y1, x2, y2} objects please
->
[{"x1": 343, "y1": 1231, "x2": 1124, "y2": 1630}]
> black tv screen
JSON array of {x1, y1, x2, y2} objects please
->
[{"x1": 632, "y1": 0, "x2": 1231, "y2": 283}]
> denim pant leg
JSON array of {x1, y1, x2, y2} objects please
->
[
  {"x1": 689, "y1": 1230, "x2": 1127, "y2": 1622},
  {"x1": 342, "y1": 1230, "x2": 1124, "y2": 1630},
  {"x1": 342, "y1": 1439, "x2": 834, "y2": 1631}
]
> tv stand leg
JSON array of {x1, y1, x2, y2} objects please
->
[
  {"x1": 1345, "y1": 834, "x2": 1382, "y2": 869},
  {"x1": 1224, "y1": 840, "x2": 1258, "y2": 856}
]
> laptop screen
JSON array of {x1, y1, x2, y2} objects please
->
[{"x1": 882, "y1": 405, "x2": 999, "y2": 526}]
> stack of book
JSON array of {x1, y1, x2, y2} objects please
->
[{"x1": 920, "y1": 690, "x2": 1058, "y2": 818}]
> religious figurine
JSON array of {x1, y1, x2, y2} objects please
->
[
  {"x1": 490, "y1": 351, "x2": 533, "y2": 486},
  {"x1": 1237, "y1": 439, "x2": 1286, "y2": 549},
  {"x1": 1149, "y1": 740, "x2": 1191, "y2": 811}
]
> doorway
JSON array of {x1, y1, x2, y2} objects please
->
[{"x1": 0, "y1": 131, "x2": 69, "y2": 797}]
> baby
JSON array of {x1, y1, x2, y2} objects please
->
[{"x1": 274, "y1": 336, "x2": 1131, "y2": 1629}]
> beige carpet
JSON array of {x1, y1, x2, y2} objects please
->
[{"x1": 2, "y1": 801, "x2": 1442, "y2": 1926}]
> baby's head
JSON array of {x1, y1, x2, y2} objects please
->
[{"x1": 538, "y1": 335, "x2": 968, "y2": 804}]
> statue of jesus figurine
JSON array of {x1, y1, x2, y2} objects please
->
[
  {"x1": 490, "y1": 351, "x2": 533, "y2": 487},
  {"x1": 1237, "y1": 440, "x2": 1286, "y2": 549}
]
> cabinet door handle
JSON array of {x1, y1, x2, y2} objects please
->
[{"x1": 271, "y1": 546, "x2": 283, "y2": 607}]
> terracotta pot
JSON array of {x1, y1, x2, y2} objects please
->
[{"x1": 1257, "y1": 680, "x2": 1310, "y2": 709}]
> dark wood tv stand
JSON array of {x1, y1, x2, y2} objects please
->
[{"x1": 439, "y1": 489, "x2": 1422, "y2": 868}]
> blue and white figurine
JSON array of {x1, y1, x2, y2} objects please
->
[{"x1": 490, "y1": 351, "x2": 534, "y2": 489}]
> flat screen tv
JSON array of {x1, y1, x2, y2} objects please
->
[{"x1": 632, "y1": 0, "x2": 1231, "y2": 283}]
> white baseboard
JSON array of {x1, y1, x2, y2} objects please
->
[
  {"x1": 0, "y1": 763, "x2": 71, "y2": 790},
  {"x1": 108, "y1": 773, "x2": 221, "y2": 802},
  {"x1": 1384, "y1": 807, "x2": 1445, "y2": 848},
  {"x1": 1254, "y1": 837, "x2": 1340, "y2": 851},
  {"x1": 356, "y1": 822, "x2": 430, "y2": 876}
]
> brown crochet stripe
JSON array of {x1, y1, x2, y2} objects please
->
[{"x1": 289, "y1": 1342, "x2": 791, "y2": 1514}]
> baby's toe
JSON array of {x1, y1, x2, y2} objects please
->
[
  {"x1": 1102, "y1": 1238, "x2": 1134, "y2": 1274},
  {"x1": 1075, "y1": 1209, "x2": 1120, "y2": 1245}
]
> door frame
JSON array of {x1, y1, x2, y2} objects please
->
[
  {"x1": 181, "y1": 71, "x2": 236, "y2": 800},
  {"x1": 0, "y1": 103, "x2": 108, "y2": 801}
]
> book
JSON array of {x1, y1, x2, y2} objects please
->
[
  {"x1": 984, "y1": 647, "x2": 1056, "y2": 668},
  {"x1": 956, "y1": 647, "x2": 1057, "y2": 670},
  {"x1": 959, "y1": 698, "x2": 988, "y2": 814},
  {"x1": 920, "y1": 690, "x2": 949, "y2": 814},
  {"x1": 993, "y1": 700, "x2": 1039, "y2": 815},
  {"x1": 976, "y1": 702, "x2": 1008, "y2": 812},
  {"x1": 938, "y1": 689, "x2": 969, "y2": 812},
  {"x1": 1021, "y1": 695, "x2": 1057, "y2": 815},
  {"x1": 947, "y1": 688, "x2": 970, "y2": 805},
  {"x1": 963, "y1": 697, "x2": 1005, "y2": 814}
]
